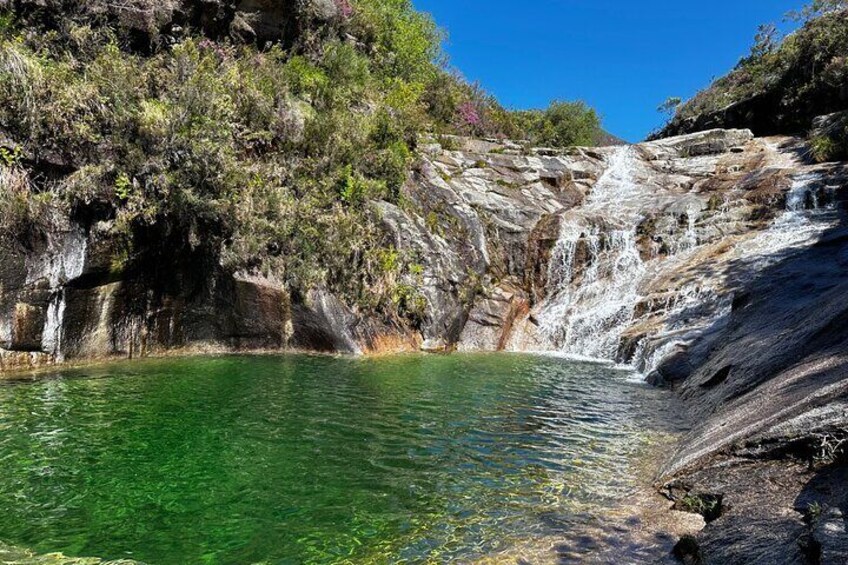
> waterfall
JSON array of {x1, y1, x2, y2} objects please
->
[
  {"x1": 538, "y1": 147, "x2": 648, "y2": 361},
  {"x1": 737, "y1": 171, "x2": 836, "y2": 260},
  {"x1": 633, "y1": 170, "x2": 837, "y2": 376},
  {"x1": 42, "y1": 292, "x2": 67, "y2": 361},
  {"x1": 669, "y1": 202, "x2": 701, "y2": 255}
]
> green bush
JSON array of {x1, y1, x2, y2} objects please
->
[
  {"x1": 351, "y1": 0, "x2": 441, "y2": 83},
  {"x1": 504, "y1": 101, "x2": 602, "y2": 147}
]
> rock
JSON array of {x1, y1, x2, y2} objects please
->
[
  {"x1": 420, "y1": 337, "x2": 447, "y2": 353},
  {"x1": 289, "y1": 288, "x2": 360, "y2": 354},
  {"x1": 641, "y1": 129, "x2": 755, "y2": 161},
  {"x1": 299, "y1": 0, "x2": 338, "y2": 20},
  {"x1": 230, "y1": 274, "x2": 291, "y2": 349},
  {"x1": 813, "y1": 507, "x2": 848, "y2": 563},
  {"x1": 457, "y1": 284, "x2": 529, "y2": 352},
  {"x1": 525, "y1": 213, "x2": 562, "y2": 303},
  {"x1": 672, "y1": 535, "x2": 703, "y2": 564},
  {"x1": 811, "y1": 110, "x2": 848, "y2": 139}
]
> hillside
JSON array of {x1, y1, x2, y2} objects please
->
[
  {"x1": 657, "y1": 5, "x2": 848, "y2": 150},
  {"x1": 0, "y1": 0, "x2": 611, "y2": 351}
]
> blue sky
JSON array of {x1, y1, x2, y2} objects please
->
[{"x1": 412, "y1": 0, "x2": 808, "y2": 141}]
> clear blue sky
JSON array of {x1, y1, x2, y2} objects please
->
[{"x1": 412, "y1": 0, "x2": 807, "y2": 141}]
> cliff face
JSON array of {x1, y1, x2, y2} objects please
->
[{"x1": 1, "y1": 127, "x2": 842, "y2": 369}]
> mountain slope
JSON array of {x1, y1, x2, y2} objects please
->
[{"x1": 657, "y1": 7, "x2": 848, "y2": 139}]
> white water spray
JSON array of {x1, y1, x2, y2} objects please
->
[
  {"x1": 538, "y1": 147, "x2": 648, "y2": 360},
  {"x1": 634, "y1": 170, "x2": 837, "y2": 376}
]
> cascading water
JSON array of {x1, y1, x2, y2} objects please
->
[
  {"x1": 42, "y1": 293, "x2": 67, "y2": 360},
  {"x1": 669, "y1": 202, "x2": 702, "y2": 255},
  {"x1": 633, "y1": 169, "x2": 837, "y2": 376},
  {"x1": 538, "y1": 147, "x2": 648, "y2": 360},
  {"x1": 736, "y1": 171, "x2": 837, "y2": 261},
  {"x1": 536, "y1": 144, "x2": 840, "y2": 374}
]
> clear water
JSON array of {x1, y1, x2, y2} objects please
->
[{"x1": 0, "y1": 354, "x2": 677, "y2": 564}]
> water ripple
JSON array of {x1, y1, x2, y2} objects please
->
[{"x1": 0, "y1": 353, "x2": 681, "y2": 564}]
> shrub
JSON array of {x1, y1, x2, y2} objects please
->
[
  {"x1": 0, "y1": 165, "x2": 54, "y2": 239},
  {"x1": 811, "y1": 135, "x2": 840, "y2": 162},
  {"x1": 512, "y1": 101, "x2": 602, "y2": 147},
  {"x1": 351, "y1": 0, "x2": 441, "y2": 83}
]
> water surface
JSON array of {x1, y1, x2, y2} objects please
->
[{"x1": 0, "y1": 354, "x2": 677, "y2": 564}]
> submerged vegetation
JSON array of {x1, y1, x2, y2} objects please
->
[{"x1": 0, "y1": 0, "x2": 601, "y2": 325}]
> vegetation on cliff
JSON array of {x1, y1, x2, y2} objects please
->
[
  {"x1": 658, "y1": 1, "x2": 848, "y2": 147},
  {"x1": 0, "y1": 0, "x2": 601, "y2": 327}
]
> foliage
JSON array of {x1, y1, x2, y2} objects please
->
[
  {"x1": 657, "y1": 97, "x2": 682, "y2": 117},
  {"x1": 788, "y1": 0, "x2": 848, "y2": 22},
  {"x1": 351, "y1": 0, "x2": 441, "y2": 83},
  {"x1": 666, "y1": 2, "x2": 848, "y2": 130},
  {"x1": 677, "y1": 494, "x2": 723, "y2": 522},
  {"x1": 0, "y1": 164, "x2": 54, "y2": 238},
  {"x1": 514, "y1": 101, "x2": 602, "y2": 147},
  {"x1": 806, "y1": 501, "x2": 823, "y2": 524}
]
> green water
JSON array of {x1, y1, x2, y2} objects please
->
[{"x1": 0, "y1": 354, "x2": 676, "y2": 564}]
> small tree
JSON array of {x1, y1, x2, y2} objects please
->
[
  {"x1": 751, "y1": 24, "x2": 780, "y2": 58},
  {"x1": 658, "y1": 96, "x2": 682, "y2": 117},
  {"x1": 788, "y1": 0, "x2": 848, "y2": 21},
  {"x1": 534, "y1": 101, "x2": 600, "y2": 147}
]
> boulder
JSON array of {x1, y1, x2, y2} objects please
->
[
  {"x1": 811, "y1": 110, "x2": 848, "y2": 139},
  {"x1": 641, "y1": 129, "x2": 754, "y2": 161}
]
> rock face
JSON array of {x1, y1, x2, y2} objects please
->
[{"x1": 0, "y1": 128, "x2": 842, "y2": 370}]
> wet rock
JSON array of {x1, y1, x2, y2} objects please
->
[
  {"x1": 525, "y1": 213, "x2": 562, "y2": 303},
  {"x1": 672, "y1": 535, "x2": 703, "y2": 564},
  {"x1": 457, "y1": 284, "x2": 529, "y2": 352},
  {"x1": 10, "y1": 302, "x2": 45, "y2": 351},
  {"x1": 229, "y1": 274, "x2": 291, "y2": 349},
  {"x1": 289, "y1": 288, "x2": 360, "y2": 354}
]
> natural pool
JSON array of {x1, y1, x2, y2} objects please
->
[{"x1": 0, "y1": 354, "x2": 679, "y2": 564}]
